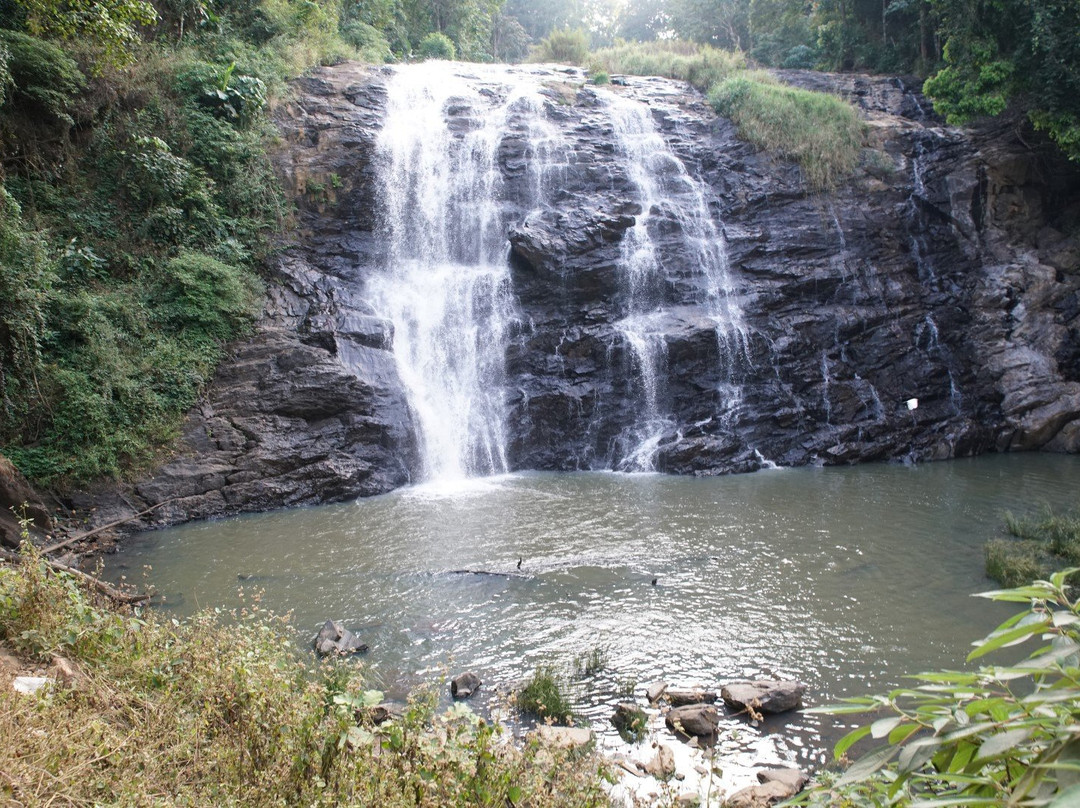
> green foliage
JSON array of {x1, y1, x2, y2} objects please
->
[
  {"x1": 589, "y1": 70, "x2": 609, "y2": 85},
  {"x1": 792, "y1": 570, "x2": 1080, "y2": 806},
  {"x1": 986, "y1": 507, "x2": 1080, "y2": 588},
  {"x1": 0, "y1": 548, "x2": 611, "y2": 806},
  {"x1": 613, "y1": 703, "x2": 648, "y2": 743},
  {"x1": 0, "y1": 30, "x2": 85, "y2": 127},
  {"x1": 517, "y1": 665, "x2": 575, "y2": 723},
  {"x1": 153, "y1": 251, "x2": 262, "y2": 341},
  {"x1": 340, "y1": 20, "x2": 392, "y2": 63},
  {"x1": 532, "y1": 27, "x2": 590, "y2": 66},
  {"x1": 0, "y1": 187, "x2": 52, "y2": 431},
  {"x1": 924, "y1": 0, "x2": 1080, "y2": 161},
  {"x1": 709, "y1": 71, "x2": 865, "y2": 190},
  {"x1": 17, "y1": 0, "x2": 158, "y2": 69},
  {"x1": 417, "y1": 31, "x2": 456, "y2": 61}
]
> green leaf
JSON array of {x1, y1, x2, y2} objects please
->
[
  {"x1": 968, "y1": 615, "x2": 1050, "y2": 662},
  {"x1": 1048, "y1": 783, "x2": 1080, "y2": 808},
  {"x1": 898, "y1": 737, "x2": 940, "y2": 773},
  {"x1": 975, "y1": 585, "x2": 1057, "y2": 603},
  {"x1": 889, "y1": 723, "x2": 923, "y2": 746},
  {"x1": 974, "y1": 727, "x2": 1032, "y2": 762},
  {"x1": 507, "y1": 785, "x2": 523, "y2": 804},
  {"x1": 837, "y1": 745, "x2": 899, "y2": 786},
  {"x1": 872, "y1": 716, "x2": 903, "y2": 739},
  {"x1": 835, "y1": 725, "x2": 873, "y2": 759}
]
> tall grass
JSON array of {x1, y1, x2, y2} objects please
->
[
  {"x1": 0, "y1": 548, "x2": 610, "y2": 806},
  {"x1": 986, "y1": 506, "x2": 1080, "y2": 587},
  {"x1": 709, "y1": 71, "x2": 865, "y2": 190},
  {"x1": 587, "y1": 41, "x2": 863, "y2": 191},
  {"x1": 589, "y1": 40, "x2": 746, "y2": 91}
]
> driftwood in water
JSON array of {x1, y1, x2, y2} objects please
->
[
  {"x1": 40, "y1": 498, "x2": 180, "y2": 555},
  {"x1": 0, "y1": 547, "x2": 151, "y2": 605},
  {"x1": 448, "y1": 569, "x2": 529, "y2": 579}
]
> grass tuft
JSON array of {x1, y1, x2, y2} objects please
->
[
  {"x1": 589, "y1": 40, "x2": 745, "y2": 91},
  {"x1": 517, "y1": 665, "x2": 575, "y2": 724},
  {"x1": 985, "y1": 507, "x2": 1080, "y2": 587},
  {"x1": 708, "y1": 71, "x2": 865, "y2": 190}
]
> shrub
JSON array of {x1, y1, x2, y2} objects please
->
[
  {"x1": 0, "y1": 30, "x2": 85, "y2": 126},
  {"x1": 0, "y1": 186, "x2": 52, "y2": 435},
  {"x1": 153, "y1": 251, "x2": 263, "y2": 342},
  {"x1": 417, "y1": 31, "x2": 455, "y2": 61},
  {"x1": 791, "y1": 570, "x2": 1080, "y2": 806},
  {"x1": 341, "y1": 20, "x2": 391, "y2": 63},
  {"x1": 517, "y1": 665, "x2": 574, "y2": 723},
  {"x1": 708, "y1": 71, "x2": 864, "y2": 190},
  {"x1": 532, "y1": 28, "x2": 590, "y2": 66},
  {"x1": 589, "y1": 70, "x2": 609, "y2": 85}
]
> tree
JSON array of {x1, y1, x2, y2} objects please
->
[{"x1": 924, "y1": 0, "x2": 1080, "y2": 161}]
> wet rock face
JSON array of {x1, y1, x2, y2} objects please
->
[
  {"x1": 119, "y1": 65, "x2": 418, "y2": 526},
  {"x1": 114, "y1": 62, "x2": 1078, "y2": 527}
]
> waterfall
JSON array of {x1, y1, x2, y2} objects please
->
[
  {"x1": 602, "y1": 91, "x2": 746, "y2": 470},
  {"x1": 368, "y1": 64, "x2": 560, "y2": 482},
  {"x1": 368, "y1": 65, "x2": 746, "y2": 480}
]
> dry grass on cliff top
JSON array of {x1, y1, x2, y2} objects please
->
[
  {"x1": 0, "y1": 546, "x2": 610, "y2": 807},
  {"x1": 588, "y1": 41, "x2": 865, "y2": 191}
]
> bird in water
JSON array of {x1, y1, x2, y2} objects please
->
[
  {"x1": 517, "y1": 557, "x2": 523, "y2": 570},
  {"x1": 651, "y1": 577, "x2": 658, "y2": 586}
]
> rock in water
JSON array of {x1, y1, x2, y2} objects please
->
[
  {"x1": 725, "y1": 779, "x2": 800, "y2": 808},
  {"x1": 665, "y1": 704, "x2": 720, "y2": 738},
  {"x1": 645, "y1": 681, "x2": 669, "y2": 704},
  {"x1": 721, "y1": 680, "x2": 806, "y2": 715},
  {"x1": 313, "y1": 620, "x2": 369, "y2": 656},
  {"x1": 450, "y1": 671, "x2": 482, "y2": 699},
  {"x1": 533, "y1": 725, "x2": 594, "y2": 750},
  {"x1": 666, "y1": 688, "x2": 717, "y2": 707},
  {"x1": 644, "y1": 743, "x2": 676, "y2": 779},
  {"x1": 757, "y1": 768, "x2": 809, "y2": 791}
]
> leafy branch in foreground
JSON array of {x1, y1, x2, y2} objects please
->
[{"x1": 791, "y1": 569, "x2": 1080, "y2": 807}]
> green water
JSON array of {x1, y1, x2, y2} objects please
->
[{"x1": 104, "y1": 454, "x2": 1079, "y2": 779}]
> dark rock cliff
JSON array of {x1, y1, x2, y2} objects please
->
[{"x1": 75, "y1": 61, "x2": 1079, "y2": 530}]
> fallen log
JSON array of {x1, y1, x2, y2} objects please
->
[
  {"x1": 0, "y1": 547, "x2": 151, "y2": 605},
  {"x1": 40, "y1": 498, "x2": 179, "y2": 555}
]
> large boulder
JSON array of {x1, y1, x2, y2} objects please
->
[
  {"x1": 721, "y1": 680, "x2": 806, "y2": 715},
  {"x1": 665, "y1": 704, "x2": 719, "y2": 738}
]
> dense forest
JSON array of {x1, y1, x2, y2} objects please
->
[{"x1": 0, "y1": 0, "x2": 1077, "y2": 488}]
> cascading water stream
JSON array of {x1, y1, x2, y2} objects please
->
[
  {"x1": 368, "y1": 64, "x2": 563, "y2": 482},
  {"x1": 368, "y1": 66, "x2": 748, "y2": 480},
  {"x1": 602, "y1": 91, "x2": 747, "y2": 470}
]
